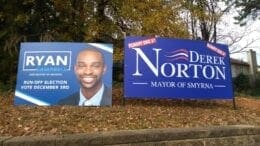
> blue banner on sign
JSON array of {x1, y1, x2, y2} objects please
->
[
  {"x1": 124, "y1": 36, "x2": 233, "y2": 99},
  {"x1": 15, "y1": 42, "x2": 113, "y2": 106}
]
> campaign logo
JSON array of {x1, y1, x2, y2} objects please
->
[
  {"x1": 132, "y1": 46, "x2": 226, "y2": 80},
  {"x1": 23, "y1": 51, "x2": 71, "y2": 72}
]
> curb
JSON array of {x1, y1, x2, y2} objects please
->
[{"x1": 1, "y1": 125, "x2": 260, "y2": 146}]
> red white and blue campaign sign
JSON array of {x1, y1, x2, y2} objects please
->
[
  {"x1": 124, "y1": 36, "x2": 233, "y2": 99},
  {"x1": 15, "y1": 42, "x2": 113, "y2": 105}
]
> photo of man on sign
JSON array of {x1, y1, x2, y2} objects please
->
[{"x1": 58, "y1": 48, "x2": 112, "y2": 106}]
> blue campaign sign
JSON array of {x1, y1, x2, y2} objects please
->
[
  {"x1": 15, "y1": 42, "x2": 113, "y2": 106},
  {"x1": 124, "y1": 36, "x2": 233, "y2": 99}
]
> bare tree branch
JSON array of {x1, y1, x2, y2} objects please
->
[{"x1": 230, "y1": 37, "x2": 260, "y2": 54}]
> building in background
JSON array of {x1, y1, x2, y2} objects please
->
[
  {"x1": 230, "y1": 58, "x2": 250, "y2": 77},
  {"x1": 230, "y1": 49, "x2": 259, "y2": 87}
]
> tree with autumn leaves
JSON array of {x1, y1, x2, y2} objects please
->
[{"x1": 0, "y1": 0, "x2": 259, "y2": 90}]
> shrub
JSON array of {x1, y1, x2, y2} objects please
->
[{"x1": 233, "y1": 73, "x2": 250, "y2": 93}]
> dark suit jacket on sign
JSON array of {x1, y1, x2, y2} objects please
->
[{"x1": 58, "y1": 86, "x2": 112, "y2": 106}]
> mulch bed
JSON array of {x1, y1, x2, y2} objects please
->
[{"x1": 0, "y1": 87, "x2": 259, "y2": 136}]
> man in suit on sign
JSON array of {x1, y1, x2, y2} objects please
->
[{"x1": 58, "y1": 48, "x2": 112, "y2": 106}]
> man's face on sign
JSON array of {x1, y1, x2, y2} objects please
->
[{"x1": 74, "y1": 49, "x2": 106, "y2": 91}]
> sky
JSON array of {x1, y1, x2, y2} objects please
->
[{"x1": 217, "y1": 6, "x2": 260, "y2": 65}]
